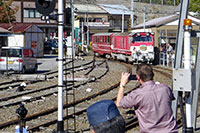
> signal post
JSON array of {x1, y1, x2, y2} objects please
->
[
  {"x1": 173, "y1": 18, "x2": 200, "y2": 133},
  {"x1": 35, "y1": 0, "x2": 65, "y2": 132}
]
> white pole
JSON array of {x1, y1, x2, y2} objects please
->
[
  {"x1": 184, "y1": 30, "x2": 191, "y2": 69},
  {"x1": 184, "y1": 27, "x2": 192, "y2": 129},
  {"x1": 71, "y1": 0, "x2": 75, "y2": 57},
  {"x1": 57, "y1": 0, "x2": 64, "y2": 131},
  {"x1": 131, "y1": 0, "x2": 134, "y2": 28},
  {"x1": 82, "y1": 21, "x2": 84, "y2": 51},
  {"x1": 143, "y1": 6, "x2": 146, "y2": 32},
  {"x1": 122, "y1": 13, "x2": 124, "y2": 33},
  {"x1": 87, "y1": 5, "x2": 89, "y2": 53}
]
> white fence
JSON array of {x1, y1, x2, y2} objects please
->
[
  {"x1": 159, "y1": 52, "x2": 196, "y2": 68},
  {"x1": 159, "y1": 52, "x2": 175, "y2": 68}
]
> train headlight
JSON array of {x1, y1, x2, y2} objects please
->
[
  {"x1": 137, "y1": 33, "x2": 140, "y2": 36},
  {"x1": 130, "y1": 46, "x2": 135, "y2": 51},
  {"x1": 111, "y1": 45, "x2": 114, "y2": 49}
]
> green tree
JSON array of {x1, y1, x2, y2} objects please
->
[
  {"x1": 189, "y1": 0, "x2": 200, "y2": 13},
  {"x1": 0, "y1": 0, "x2": 19, "y2": 23}
]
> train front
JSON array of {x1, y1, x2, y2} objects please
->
[{"x1": 130, "y1": 32, "x2": 154, "y2": 63}]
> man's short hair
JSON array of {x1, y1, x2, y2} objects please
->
[
  {"x1": 87, "y1": 100, "x2": 125, "y2": 133},
  {"x1": 91, "y1": 115, "x2": 125, "y2": 133},
  {"x1": 136, "y1": 63, "x2": 154, "y2": 82}
]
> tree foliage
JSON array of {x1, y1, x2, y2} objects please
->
[
  {"x1": 0, "y1": 0, "x2": 19, "y2": 23},
  {"x1": 189, "y1": 0, "x2": 200, "y2": 13}
]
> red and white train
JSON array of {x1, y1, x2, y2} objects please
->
[{"x1": 92, "y1": 32, "x2": 155, "y2": 63}]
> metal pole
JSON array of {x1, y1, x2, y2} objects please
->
[
  {"x1": 166, "y1": 29, "x2": 169, "y2": 67},
  {"x1": 172, "y1": 0, "x2": 189, "y2": 119},
  {"x1": 82, "y1": 21, "x2": 84, "y2": 51},
  {"x1": 87, "y1": 4, "x2": 89, "y2": 53},
  {"x1": 122, "y1": 13, "x2": 124, "y2": 33},
  {"x1": 57, "y1": 0, "x2": 64, "y2": 131},
  {"x1": 143, "y1": 6, "x2": 146, "y2": 32},
  {"x1": 71, "y1": 0, "x2": 75, "y2": 57},
  {"x1": 131, "y1": 0, "x2": 134, "y2": 28},
  {"x1": 184, "y1": 25, "x2": 193, "y2": 132}
]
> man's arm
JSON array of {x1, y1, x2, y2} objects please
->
[{"x1": 116, "y1": 72, "x2": 130, "y2": 107}]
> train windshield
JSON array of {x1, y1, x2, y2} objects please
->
[{"x1": 132, "y1": 36, "x2": 152, "y2": 42}]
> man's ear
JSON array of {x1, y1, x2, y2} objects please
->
[{"x1": 91, "y1": 129, "x2": 95, "y2": 133}]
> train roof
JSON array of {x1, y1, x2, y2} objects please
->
[
  {"x1": 93, "y1": 33, "x2": 113, "y2": 36},
  {"x1": 129, "y1": 32, "x2": 153, "y2": 35},
  {"x1": 112, "y1": 32, "x2": 131, "y2": 36}
]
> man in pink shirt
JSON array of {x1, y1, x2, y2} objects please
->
[{"x1": 116, "y1": 64, "x2": 178, "y2": 133}]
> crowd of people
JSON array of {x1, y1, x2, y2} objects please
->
[{"x1": 86, "y1": 63, "x2": 178, "y2": 133}]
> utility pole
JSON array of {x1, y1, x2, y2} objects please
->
[
  {"x1": 131, "y1": 0, "x2": 134, "y2": 29},
  {"x1": 21, "y1": 0, "x2": 23, "y2": 23},
  {"x1": 143, "y1": 6, "x2": 146, "y2": 32},
  {"x1": 82, "y1": 21, "x2": 84, "y2": 51},
  {"x1": 87, "y1": 1, "x2": 89, "y2": 52},
  {"x1": 122, "y1": 13, "x2": 124, "y2": 33},
  {"x1": 57, "y1": 0, "x2": 64, "y2": 131},
  {"x1": 71, "y1": 0, "x2": 75, "y2": 57}
]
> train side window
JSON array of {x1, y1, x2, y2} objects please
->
[
  {"x1": 108, "y1": 36, "x2": 110, "y2": 43},
  {"x1": 98, "y1": 37, "x2": 100, "y2": 44},
  {"x1": 105, "y1": 36, "x2": 107, "y2": 44},
  {"x1": 121, "y1": 38, "x2": 123, "y2": 48},
  {"x1": 124, "y1": 38, "x2": 126, "y2": 48},
  {"x1": 102, "y1": 36, "x2": 105, "y2": 43},
  {"x1": 114, "y1": 38, "x2": 116, "y2": 47}
]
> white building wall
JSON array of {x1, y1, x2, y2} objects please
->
[{"x1": 8, "y1": 34, "x2": 24, "y2": 47}]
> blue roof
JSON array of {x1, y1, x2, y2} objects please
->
[{"x1": 99, "y1": 4, "x2": 131, "y2": 15}]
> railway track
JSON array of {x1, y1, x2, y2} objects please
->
[
  {"x1": 26, "y1": 62, "x2": 176, "y2": 132},
  {"x1": 0, "y1": 57, "x2": 186, "y2": 132},
  {"x1": 0, "y1": 59, "x2": 109, "y2": 131},
  {"x1": 0, "y1": 59, "x2": 107, "y2": 109},
  {"x1": 0, "y1": 59, "x2": 95, "y2": 92}
]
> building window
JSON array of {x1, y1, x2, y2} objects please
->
[
  {"x1": 24, "y1": 8, "x2": 42, "y2": 18},
  {"x1": 35, "y1": 11, "x2": 42, "y2": 18},
  {"x1": 29, "y1": 9, "x2": 34, "y2": 18},
  {"x1": 24, "y1": 9, "x2": 29, "y2": 18}
]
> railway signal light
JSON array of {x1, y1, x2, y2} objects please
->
[
  {"x1": 35, "y1": 0, "x2": 56, "y2": 16},
  {"x1": 65, "y1": 8, "x2": 71, "y2": 25},
  {"x1": 84, "y1": 26, "x2": 87, "y2": 32}
]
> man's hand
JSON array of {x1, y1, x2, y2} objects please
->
[
  {"x1": 120, "y1": 72, "x2": 130, "y2": 86},
  {"x1": 116, "y1": 72, "x2": 130, "y2": 107}
]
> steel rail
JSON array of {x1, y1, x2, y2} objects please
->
[{"x1": 0, "y1": 60, "x2": 107, "y2": 108}]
